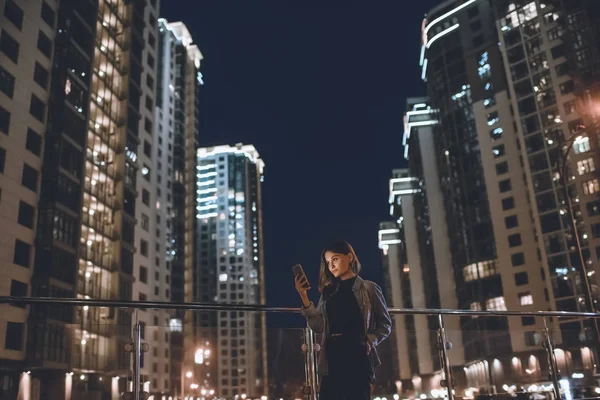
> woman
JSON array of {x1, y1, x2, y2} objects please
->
[{"x1": 295, "y1": 240, "x2": 392, "y2": 400}]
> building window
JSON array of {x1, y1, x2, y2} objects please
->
[
  {"x1": 29, "y1": 94, "x2": 46, "y2": 122},
  {"x1": 505, "y1": 215, "x2": 518, "y2": 229},
  {"x1": 0, "y1": 106, "x2": 10, "y2": 135},
  {"x1": 525, "y1": 331, "x2": 542, "y2": 346},
  {"x1": 37, "y1": 31, "x2": 52, "y2": 58},
  {"x1": 511, "y1": 252, "x2": 525, "y2": 266},
  {"x1": 140, "y1": 240, "x2": 148, "y2": 257},
  {"x1": 3, "y1": 0, "x2": 23, "y2": 30},
  {"x1": 519, "y1": 292, "x2": 533, "y2": 306},
  {"x1": 0, "y1": 147, "x2": 5, "y2": 173},
  {"x1": 499, "y1": 179, "x2": 512, "y2": 193},
  {"x1": 564, "y1": 100, "x2": 577, "y2": 115},
  {"x1": 577, "y1": 158, "x2": 595, "y2": 175},
  {"x1": 522, "y1": 316, "x2": 535, "y2": 326},
  {"x1": 583, "y1": 179, "x2": 600, "y2": 195},
  {"x1": 493, "y1": 144, "x2": 505, "y2": 158},
  {"x1": 496, "y1": 161, "x2": 509, "y2": 175},
  {"x1": 140, "y1": 266, "x2": 148, "y2": 283},
  {"x1": 485, "y1": 297, "x2": 507, "y2": 311},
  {"x1": 4, "y1": 322, "x2": 24, "y2": 350},
  {"x1": 490, "y1": 127, "x2": 503, "y2": 139},
  {"x1": 10, "y1": 280, "x2": 27, "y2": 303},
  {"x1": 502, "y1": 197, "x2": 515, "y2": 210},
  {"x1": 0, "y1": 30, "x2": 19, "y2": 64},
  {"x1": 33, "y1": 62, "x2": 49, "y2": 90},
  {"x1": 559, "y1": 80, "x2": 574, "y2": 95},
  {"x1": 515, "y1": 272, "x2": 529, "y2": 286},
  {"x1": 463, "y1": 260, "x2": 497, "y2": 282},
  {"x1": 26, "y1": 129, "x2": 42, "y2": 156},
  {"x1": 0, "y1": 66, "x2": 15, "y2": 98},
  {"x1": 573, "y1": 136, "x2": 590, "y2": 154},
  {"x1": 487, "y1": 112, "x2": 499, "y2": 126},
  {"x1": 18, "y1": 201, "x2": 35, "y2": 229},
  {"x1": 508, "y1": 233, "x2": 522, "y2": 247},
  {"x1": 13, "y1": 239, "x2": 31, "y2": 267},
  {"x1": 142, "y1": 189, "x2": 150, "y2": 206},
  {"x1": 22, "y1": 164, "x2": 39, "y2": 192},
  {"x1": 41, "y1": 1, "x2": 56, "y2": 28},
  {"x1": 141, "y1": 213, "x2": 149, "y2": 231}
]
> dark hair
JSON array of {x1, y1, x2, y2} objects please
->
[{"x1": 318, "y1": 240, "x2": 361, "y2": 293}]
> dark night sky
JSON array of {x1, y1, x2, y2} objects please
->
[{"x1": 160, "y1": 2, "x2": 441, "y2": 316}]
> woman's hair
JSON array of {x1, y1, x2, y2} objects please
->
[{"x1": 318, "y1": 240, "x2": 361, "y2": 294}]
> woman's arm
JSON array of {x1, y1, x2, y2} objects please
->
[
  {"x1": 300, "y1": 296, "x2": 325, "y2": 333},
  {"x1": 366, "y1": 283, "x2": 392, "y2": 348}
]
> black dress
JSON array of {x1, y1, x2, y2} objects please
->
[{"x1": 320, "y1": 277, "x2": 372, "y2": 400}]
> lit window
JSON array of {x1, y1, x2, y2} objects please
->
[
  {"x1": 490, "y1": 127, "x2": 503, "y2": 139},
  {"x1": 577, "y1": 158, "x2": 595, "y2": 175},
  {"x1": 485, "y1": 297, "x2": 507, "y2": 311},
  {"x1": 487, "y1": 112, "x2": 499, "y2": 126},
  {"x1": 470, "y1": 302, "x2": 482, "y2": 311},
  {"x1": 582, "y1": 179, "x2": 600, "y2": 195},
  {"x1": 519, "y1": 292, "x2": 533, "y2": 306},
  {"x1": 573, "y1": 136, "x2": 590, "y2": 154},
  {"x1": 463, "y1": 260, "x2": 497, "y2": 282}
]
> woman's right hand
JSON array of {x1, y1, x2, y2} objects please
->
[{"x1": 295, "y1": 274, "x2": 311, "y2": 307}]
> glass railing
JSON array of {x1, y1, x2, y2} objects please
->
[{"x1": 1, "y1": 297, "x2": 599, "y2": 400}]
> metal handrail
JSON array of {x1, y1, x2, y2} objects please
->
[{"x1": 2, "y1": 296, "x2": 600, "y2": 318}]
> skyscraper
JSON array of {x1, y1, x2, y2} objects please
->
[
  {"x1": 194, "y1": 143, "x2": 267, "y2": 399},
  {"x1": 155, "y1": 19, "x2": 203, "y2": 397},
  {"x1": 381, "y1": 111, "x2": 464, "y2": 393},
  {"x1": 0, "y1": 0, "x2": 179, "y2": 398},
  {"x1": 394, "y1": 0, "x2": 600, "y2": 395}
]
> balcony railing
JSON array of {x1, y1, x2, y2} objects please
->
[{"x1": 1, "y1": 296, "x2": 600, "y2": 400}]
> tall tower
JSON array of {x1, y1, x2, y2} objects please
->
[
  {"x1": 0, "y1": 0, "x2": 165, "y2": 398},
  {"x1": 194, "y1": 143, "x2": 267, "y2": 399},
  {"x1": 156, "y1": 19, "x2": 203, "y2": 397}
]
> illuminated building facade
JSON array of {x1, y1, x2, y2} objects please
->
[
  {"x1": 399, "y1": 0, "x2": 600, "y2": 395},
  {"x1": 194, "y1": 144, "x2": 267, "y2": 399},
  {"x1": 156, "y1": 19, "x2": 203, "y2": 397}
]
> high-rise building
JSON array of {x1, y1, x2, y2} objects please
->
[
  {"x1": 194, "y1": 143, "x2": 267, "y2": 399},
  {"x1": 0, "y1": 0, "x2": 175, "y2": 398},
  {"x1": 394, "y1": 0, "x2": 600, "y2": 395},
  {"x1": 155, "y1": 19, "x2": 203, "y2": 397},
  {"x1": 0, "y1": 1, "x2": 51, "y2": 396},
  {"x1": 381, "y1": 104, "x2": 464, "y2": 394}
]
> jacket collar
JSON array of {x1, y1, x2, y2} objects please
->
[{"x1": 351, "y1": 275, "x2": 364, "y2": 292}]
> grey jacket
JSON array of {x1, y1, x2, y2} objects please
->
[{"x1": 300, "y1": 276, "x2": 392, "y2": 378}]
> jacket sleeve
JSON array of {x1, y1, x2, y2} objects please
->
[
  {"x1": 366, "y1": 283, "x2": 392, "y2": 348},
  {"x1": 300, "y1": 295, "x2": 325, "y2": 333}
]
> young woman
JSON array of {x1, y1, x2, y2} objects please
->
[{"x1": 295, "y1": 241, "x2": 392, "y2": 400}]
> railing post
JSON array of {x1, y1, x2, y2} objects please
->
[
  {"x1": 133, "y1": 312, "x2": 142, "y2": 400},
  {"x1": 302, "y1": 327, "x2": 319, "y2": 400},
  {"x1": 437, "y1": 314, "x2": 454, "y2": 400},
  {"x1": 542, "y1": 317, "x2": 562, "y2": 400}
]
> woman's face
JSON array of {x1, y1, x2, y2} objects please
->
[{"x1": 324, "y1": 251, "x2": 354, "y2": 279}]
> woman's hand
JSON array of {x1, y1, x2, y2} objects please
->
[{"x1": 295, "y1": 274, "x2": 311, "y2": 307}]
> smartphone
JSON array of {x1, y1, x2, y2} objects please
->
[{"x1": 292, "y1": 264, "x2": 310, "y2": 289}]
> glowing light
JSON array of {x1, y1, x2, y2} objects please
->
[
  {"x1": 186, "y1": 371, "x2": 193, "y2": 378},
  {"x1": 426, "y1": 24, "x2": 460, "y2": 49},
  {"x1": 423, "y1": 0, "x2": 477, "y2": 37}
]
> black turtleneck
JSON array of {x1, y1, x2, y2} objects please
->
[{"x1": 326, "y1": 276, "x2": 364, "y2": 335}]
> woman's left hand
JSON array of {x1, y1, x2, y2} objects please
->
[{"x1": 365, "y1": 341, "x2": 372, "y2": 354}]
